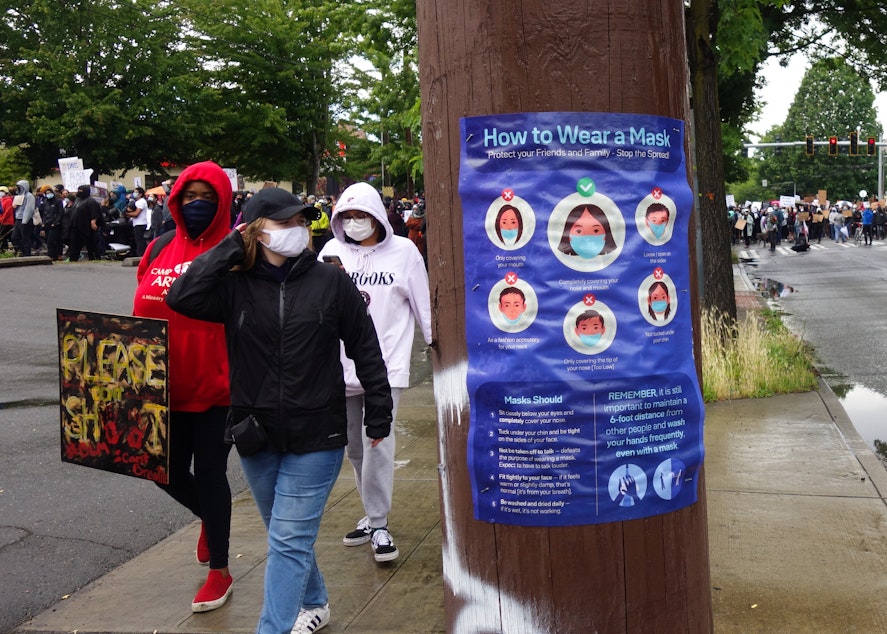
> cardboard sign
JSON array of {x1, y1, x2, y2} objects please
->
[
  {"x1": 735, "y1": 217, "x2": 747, "y2": 230},
  {"x1": 797, "y1": 212, "x2": 809, "y2": 222},
  {"x1": 57, "y1": 309, "x2": 170, "y2": 483}
]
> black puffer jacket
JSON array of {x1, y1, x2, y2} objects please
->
[{"x1": 166, "y1": 230, "x2": 392, "y2": 453}]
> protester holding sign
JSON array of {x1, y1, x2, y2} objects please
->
[
  {"x1": 166, "y1": 187, "x2": 392, "y2": 634},
  {"x1": 132, "y1": 161, "x2": 234, "y2": 613}
]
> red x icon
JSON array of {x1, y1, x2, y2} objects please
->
[
  {"x1": 583, "y1": 294, "x2": 596, "y2": 306},
  {"x1": 652, "y1": 187, "x2": 663, "y2": 200},
  {"x1": 505, "y1": 272, "x2": 518, "y2": 285},
  {"x1": 502, "y1": 189, "x2": 515, "y2": 201},
  {"x1": 653, "y1": 267, "x2": 664, "y2": 280}
]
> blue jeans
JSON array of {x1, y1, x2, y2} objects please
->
[{"x1": 241, "y1": 448, "x2": 344, "y2": 634}]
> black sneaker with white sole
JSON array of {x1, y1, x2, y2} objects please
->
[
  {"x1": 371, "y1": 527, "x2": 399, "y2": 562},
  {"x1": 342, "y1": 516, "x2": 372, "y2": 546}
]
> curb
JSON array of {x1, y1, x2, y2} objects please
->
[{"x1": 0, "y1": 255, "x2": 52, "y2": 268}]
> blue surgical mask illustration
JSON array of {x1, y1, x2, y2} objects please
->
[
  {"x1": 570, "y1": 234, "x2": 605, "y2": 258},
  {"x1": 578, "y1": 333, "x2": 602, "y2": 347},
  {"x1": 649, "y1": 222, "x2": 667, "y2": 239},
  {"x1": 501, "y1": 229, "x2": 519, "y2": 242},
  {"x1": 651, "y1": 300, "x2": 669, "y2": 313}
]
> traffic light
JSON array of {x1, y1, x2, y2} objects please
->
[
  {"x1": 868, "y1": 137, "x2": 877, "y2": 156},
  {"x1": 828, "y1": 136, "x2": 838, "y2": 155},
  {"x1": 805, "y1": 135, "x2": 814, "y2": 156},
  {"x1": 849, "y1": 131, "x2": 859, "y2": 155}
]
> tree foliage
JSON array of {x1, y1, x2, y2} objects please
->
[
  {"x1": 0, "y1": 0, "x2": 214, "y2": 178},
  {"x1": 176, "y1": 0, "x2": 354, "y2": 190},
  {"x1": 0, "y1": 0, "x2": 389, "y2": 191},
  {"x1": 760, "y1": 58, "x2": 881, "y2": 201},
  {"x1": 336, "y1": 0, "x2": 422, "y2": 195}
]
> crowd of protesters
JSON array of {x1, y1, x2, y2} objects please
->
[
  {"x1": 1, "y1": 181, "x2": 427, "y2": 266},
  {"x1": 728, "y1": 200, "x2": 886, "y2": 252}
]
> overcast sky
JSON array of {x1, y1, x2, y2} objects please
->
[{"x1": 746, "y1": 53, "x2": 887, "y2": 142}]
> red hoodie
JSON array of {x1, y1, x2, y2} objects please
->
[
  {"x1": 1, "y1": 195, "x2": 13, "y2": 225},
  {"x1": 132, "y1": 162, "x2": 232, "y2": 412}
]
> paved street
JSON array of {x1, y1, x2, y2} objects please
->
[
  {"x1": 736, "y1": 233, "x2": 887, "y2": 456},
  {"x1": 0, "y1": 260, "x2": 248, "y2": 633}
]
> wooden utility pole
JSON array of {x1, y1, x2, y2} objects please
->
[{"x1": 418, "y1": 1, "x2": 712, "y2": 632}]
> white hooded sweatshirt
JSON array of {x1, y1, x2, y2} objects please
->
[{"x1": 319, "y1": 183, "x2": 432, "y2": 396}]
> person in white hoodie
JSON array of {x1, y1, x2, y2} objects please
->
[{"x1": 318, "y1": 182, "x2": 433, "y2": 563}]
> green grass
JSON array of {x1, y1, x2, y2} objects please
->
[{"x1": 701, "y1": 307, "x2": 818, "y2": 402}]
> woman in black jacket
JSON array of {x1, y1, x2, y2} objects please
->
[{"x1": 167, "y1": 187, "x2": 391, "y2": 634}]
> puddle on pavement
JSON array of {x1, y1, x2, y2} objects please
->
[
  {"x1": 756, "y1": 277, "x2": 796, "y2": 300},
  {"x1": 821, "y1": 373, "x2": 887, "y2": 467}
]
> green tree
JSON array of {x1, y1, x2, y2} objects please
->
[
  {"x1": 338, "y1": 0, "x2": 422, "y2": 195},
  {"x1": 178, "y1": 0, "x2": 353, "y2": 192},
  {"x1": 760, "y1": 58, "x2": 881, "y2": 201},
  {"x1": 0, "y1": 145, "x2": 31, "y2": 185},
  {"x1": 0, "y1": 0, "x2": 213, "y2": 178}
]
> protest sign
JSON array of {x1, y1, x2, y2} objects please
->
[{"x1": 57, "y1": 309, "x2": 169, "y2": 483}]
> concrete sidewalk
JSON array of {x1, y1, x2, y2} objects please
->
[{"x1": 16, "y1": 283, "x2": 887, "y2": 633}]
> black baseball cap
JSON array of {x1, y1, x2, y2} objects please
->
[{"x1": 242, "y1": 188, "x2": 321, "y2": 224}]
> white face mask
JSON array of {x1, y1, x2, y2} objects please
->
[
  {"x1": 342, "y1": 216, "x2": 375, "y2": 242},
  {"x1": 261, "y1": 225, "x2": 309, "y2": 257}
]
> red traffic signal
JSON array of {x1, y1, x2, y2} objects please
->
[
  {"x1": 868, "y1": 137, "x2": 877, "y2": 156},
  {"x1": 828, "y1": 136, "x2": 838, "y2": 155}
]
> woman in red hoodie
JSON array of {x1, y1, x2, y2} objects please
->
[{"x1": 132, "y1": 161, "x2": 234, "y2": 613}]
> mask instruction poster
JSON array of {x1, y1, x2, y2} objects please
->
[{"x1": 460, "y1": 112, "x2": 704, "y2": 526}]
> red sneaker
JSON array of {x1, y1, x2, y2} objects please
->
[
  {"x1": 191, "y1": 569, "x2": 233, "y2": 612},
  {"x1": 196, "y1": 522, "x2": 210, "y2": 565}
]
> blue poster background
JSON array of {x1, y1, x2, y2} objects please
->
[{"x1": 459, "y1": 112, "x2": 705, "y2": 526}]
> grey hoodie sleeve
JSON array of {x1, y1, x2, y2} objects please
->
[{"x1": 15, "y1": 181, "x2": 35, "y2": 223}]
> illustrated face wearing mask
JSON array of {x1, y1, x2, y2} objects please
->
[
  {"x1": 498, "y1": 289, "x2": 526, "y2": 324},
  {"x1": 340, "y1": 210, "x2": 377, "y2": 243},
  {"x1": 180, "y1": 180, "x2": 218, "y2": 239},
  {"x1": 568, "y1": 207, "x2": 609, "y2": 259},
  {"x1": 649, "y1": 284, "x2": 670, "y2": 315},
  {"x1": 260, "y1": 213, "x2": 310, "y2": 257},
  {"x1": 575, "y1": 312, "x2": 605, "y2": 347},
  {"x1": 497, "y1": 206, "x2": 521, "y2": 245},
  {"x1": 645, "y1": 205, "x2": 670, "y2": 240}
]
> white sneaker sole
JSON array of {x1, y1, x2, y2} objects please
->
[
  {"x1": 374, "y1": 548, "x2": 399, "y2": 563},
  {"x1": 191, "y1": 585, "x2": 233, "y2": 613},
  {"x1": 343, "y1": 533, "x2": 372, "y2": 547}
]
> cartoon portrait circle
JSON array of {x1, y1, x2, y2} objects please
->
[
  {"x1": 653, "y1": 458, "x2": 686, "y2": 500},
  {"x1": 548, "y1": 192, "x2": 625, "y2": 272},
  {"x1": 608, "y1": 463, "x2": 647, "y2": 508},
  {"x1": 637, "y1": 274, "x2": 678, "y2": 326},
  {"x1": 488, "y1": 279, "x2": 538, "y2": 333},
  {"x1": 563, "y1": 299, "x2": 617, "y2": 354},
  {"x1": 635, "y1": 192, "x2": 677, "y2": 245},
  {"x1": 485, "y1": 193, "x2": 536, "y2": 250}
]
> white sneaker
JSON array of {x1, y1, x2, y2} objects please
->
[
  {"x1": 342, "y1": 516, "x2": 372, "y2": 546},
  {"x1": 292, "y1": 603, "x2": 330, "y2": 633},
  {"x1": 371, "y1": 527, "x2": 399, "y2": 562}
]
